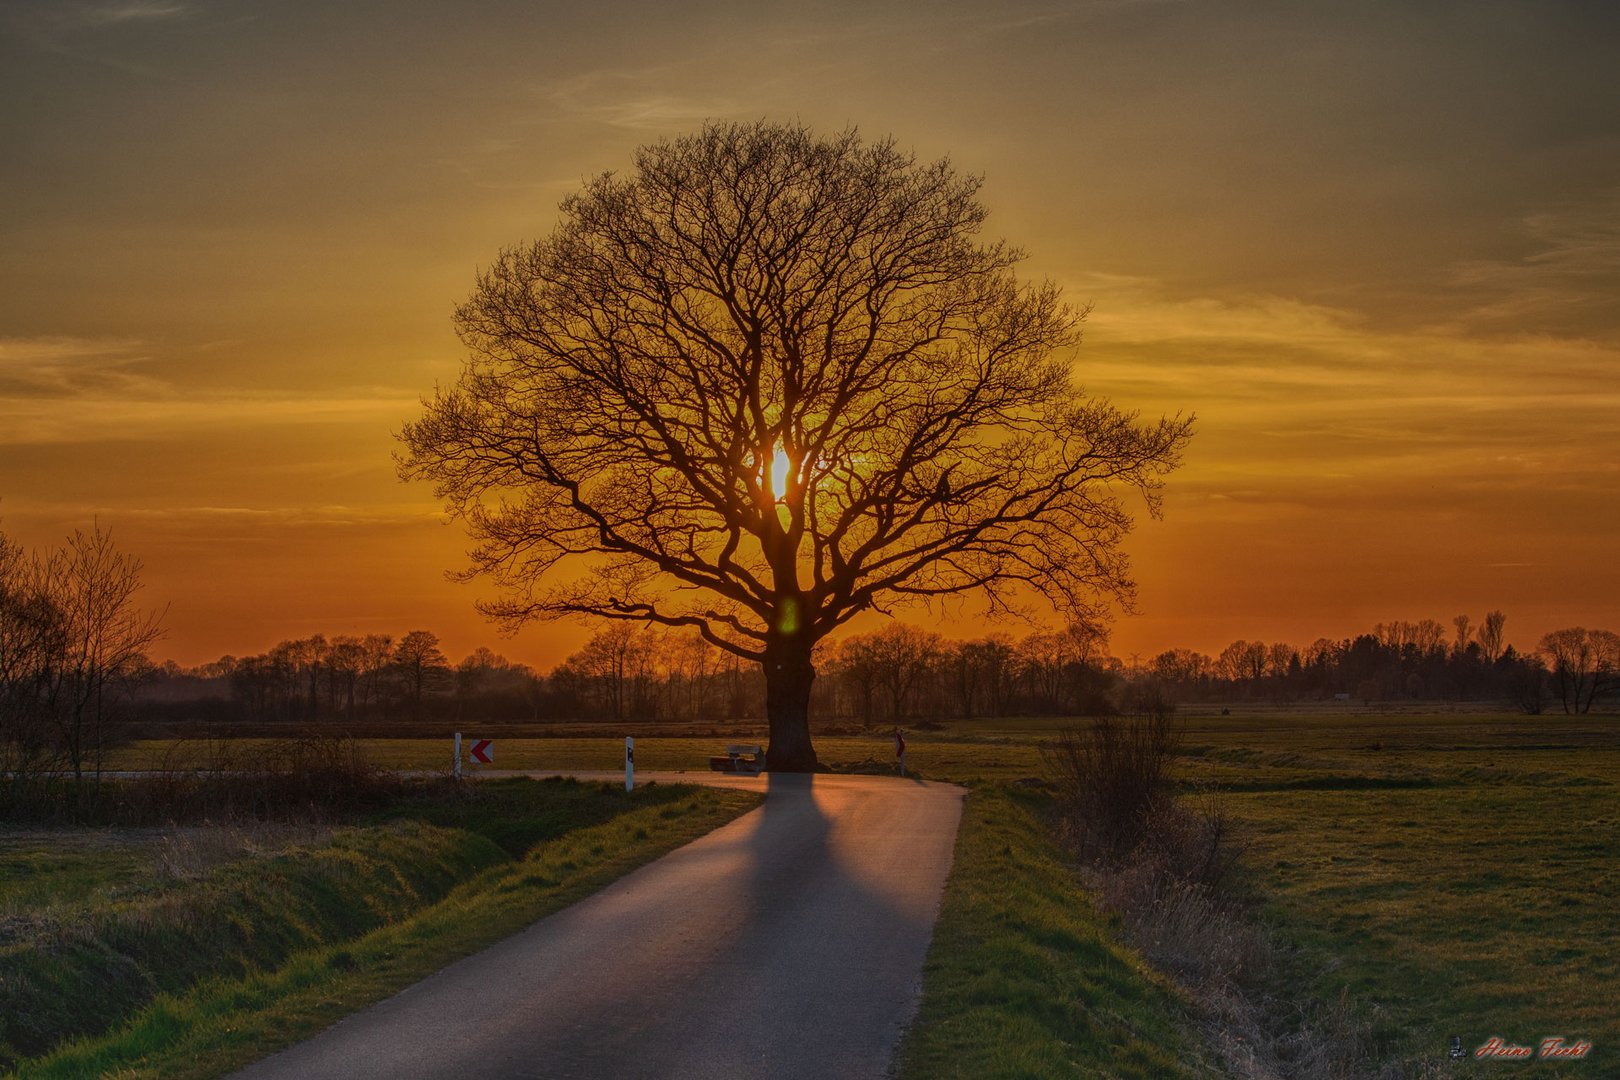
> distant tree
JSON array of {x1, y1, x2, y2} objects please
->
[
  {"x1": 1217, "y1": 639, "x2": 1268, "y2": 685},
  {"x1": 663, "y1": 631, "x2": 715, "y2": 722},
  {"x1": 1151, "y1": 648, "x2": 1209, "y2": 685},
  {"x1": 455, "y1": 646, "x2": 506, "y2": 698},
  {"x1": 1478, "y1": 610, "x2": 1507, "y2": 663},
  {"x1": 358, "y1": 633, "x2": 395, "y2": 715},
  {"x1": 327, "y1": 635, "x2": 365, "y2": 715},
  {"x1": 455, "y1": 646, "x2": 543, "y2": 721},
  {"x1": 1374, "y1": 619, "x2": 1446, "y2": 656},
  {"x1": 569, "y1": 624, "x2": 648, "y2": 722},
  {"x1": 1017, "y1": 623, "x2": 1109, "y2": 713},
  {"x1": 399, "y1": 121, "x2": 1191, "y2": 770},
  {"x1": 832, "y1": 635, "x2": 883, "y2": 727},
  {"x1": 856, "y1": 623, "x2": 943, "y2": 725},
  {"x1": 975, "y1": 634, "x2": 1017, "y2": 719},
  {"x1": 949, "y1": 638, "x2": 1014, "y2": 719},
  {"x1": 1537, "y1": 627, "x2": 1620, "y2": 714},
  {"x1": 1451, "y1": 614, "x2": 1473, "y2": 656},
  {"x1": 394, "y1": 630, "x2": 450, "y2": 711},
  {"x1": 1266, "y1": 641, "x2": 1297, "y2": 678}
]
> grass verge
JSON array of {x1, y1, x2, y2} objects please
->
[
  {"x1": 9, "y1": 779, "x2": 759, "y2": 1079},
  {"x1": 895, "y1": 783, "x2": 1216, "y2": 1079}
]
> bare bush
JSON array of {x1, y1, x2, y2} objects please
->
[
  {"x1": 1046, "y1": 712, "x2": 1180, "y2": 860},
  {"x1": 1048, "y1": 715, "x2": 1381, "y2": 1077}
]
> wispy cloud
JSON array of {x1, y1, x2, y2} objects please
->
[
  {"x1": 0, "y1": 336, "x2": 165, "y2": 397},
  {"x1": 1443, "y1": 193, "x2": 1620, "y2": 334},
  {"x1": 1052, "y1": 275, "x2": 1620, "y2": 515},
  {"x1": 543, "y1": 70, "x2": 741, "y2": 132},
  {"x1": 78, "y1": 1, "x2": 189, "y2": 26},
  {"x1": 0, "y1": 336, "x2": 417, "y2": 445}
]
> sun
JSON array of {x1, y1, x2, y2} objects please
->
[{"x1": 770, "y1": 445, "x2": 792, "y2": 502}]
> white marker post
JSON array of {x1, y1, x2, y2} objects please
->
[
  {"x1": 625, "y1": 736, "x2": 635, "y2": 792},
  {"x1": 453, "y1": 732, "x2": 462, "y2": 782}
]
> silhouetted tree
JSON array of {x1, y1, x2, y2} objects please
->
[
  {"x1": 52, "y1": 527, "x2": 165, "y2": 782},
  {"x1": 568, "y1": 624, "x2": 650, "y2": 722},
  {"x1": 394, "y1": 630, "x2": 449, "y2": 711},
  {"x1": 1478, "y1": 609, "x2": 1507, "y2": 664},
  {"x1": 843, "y1": 623, "x2": 942, "y2": 725},
  {"x1": 1451, "y1": 614, "x2": 1473, "y2": 656},
  {"x1": 400, "y1": 121, "x2": 1191, "y2": 769},
  {"x1": 0, "y1": 523, "x2": 163, "y2": 798},
  {"x1": 1538, "y1": 627, "x2": 1620, "y2": 714}
]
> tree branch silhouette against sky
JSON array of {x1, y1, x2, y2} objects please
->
[{"x1": 2, "y1": 0, "x2": 1617, "y2": 667}]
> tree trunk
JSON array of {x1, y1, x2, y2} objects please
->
[{"x1": 763, "y1": 635, "x2": 818, "y2": 772}]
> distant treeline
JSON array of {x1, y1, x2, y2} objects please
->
[{"x1": 133, "y1": 611, "x2": 1620, "y2": 727}]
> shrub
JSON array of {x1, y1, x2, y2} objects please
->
[{"x1": 1046, "y1": 713, "x2": 1180, "y2": 860}]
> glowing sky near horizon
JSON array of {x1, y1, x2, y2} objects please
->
[{"x1": 2, "y1": 0, "x2": 1617, "y2": 669}]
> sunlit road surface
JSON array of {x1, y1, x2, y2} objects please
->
[{"x1": 229, "y1": 773, "x2": 965, "y2": 1080}]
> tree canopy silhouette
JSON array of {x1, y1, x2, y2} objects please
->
[{"x1": 400, "y1": 121, "x2": 1191, "y2": 770}]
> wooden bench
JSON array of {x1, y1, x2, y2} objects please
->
[{"x1": 708, "y1": 744, "x2": 766, "y2": 774}]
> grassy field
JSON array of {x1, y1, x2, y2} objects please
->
[
  {"x1": 972, "y1": 711, "x2": 1618, "y2": 1076},
  {"x1": 3, "y1": 778, "x2": 759, "y2": 1078},
  {"x1": 91, "y1": 709, "x2": 1620, "y2": 1076}
]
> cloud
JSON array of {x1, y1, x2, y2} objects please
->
[
  {"x1": 542, "y1": 70, "x2": 742, "y2": 132},
  {"x1": 0, "y1": 336, "x2": 166, "y2": 397},
  {"x1": 0, "y1": 392, "x2": 420, "y2": 445},
  {"x1": 0, "y1": 336, "x2": 418, "y2": 445},
  {"x1": 1443, "y1": 193, "x2": 1620, "y2": 334},
  {"x1": 1052, "y1": 276, "x2": 1620, "y2": 516},
  {"x1": 78, "y1": 2, "x2": 189, "y2": 26}
]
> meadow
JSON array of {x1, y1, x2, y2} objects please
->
[{"x1": 24, "y1": 707, "x2": 1620, "y2": 1077}]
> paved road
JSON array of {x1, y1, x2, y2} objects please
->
[{"x1": 230, "y1": 773, "x2": 965, "y2": 1080}]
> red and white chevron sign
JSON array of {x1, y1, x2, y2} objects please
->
[{"x1": 469, "y1": 739, "x2": 494, "y2": 765}]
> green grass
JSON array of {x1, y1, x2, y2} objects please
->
[
  {"x1": 896, "y1": 783, "x2": 1215, "y2": 1079},
  {"x1": 4, "y1": 779, "x2": 759, "y2": 1079},
  {"x1": 1225, "y1": 769, "x2": 1618, "y2": 1074},
  {"x1": 889, "y1": 710, "x2": 1619, "y2": 1076},
  {"x1": 0, "y1": 829, "x2": 164, "y2": 912},
  {"x1": 1, "y1": 819, "x2": 503, "y2": 1066},
  {"x1": 101, "y1": 710, "x2": 1620, "y2": 1075}
]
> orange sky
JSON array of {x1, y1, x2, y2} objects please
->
[{"x1": 2, "y1": 1, "x2": 1617, "y2": 670}]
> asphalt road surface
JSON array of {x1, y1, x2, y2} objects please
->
[{"x1": 230, "y1": 772, "x2": 965, "y2": 1080}]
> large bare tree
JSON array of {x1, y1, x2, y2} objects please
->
[{"x1": 400, "y1": 121, "x2": 1191, "y2": 770}]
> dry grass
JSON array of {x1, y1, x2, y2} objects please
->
[
  {"x1": 1047, "y1": 715, "x2": 1386, "y2": 1079},
  {"x1": 151, "y1": 822, "x2": 333, "y2": 881}
]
